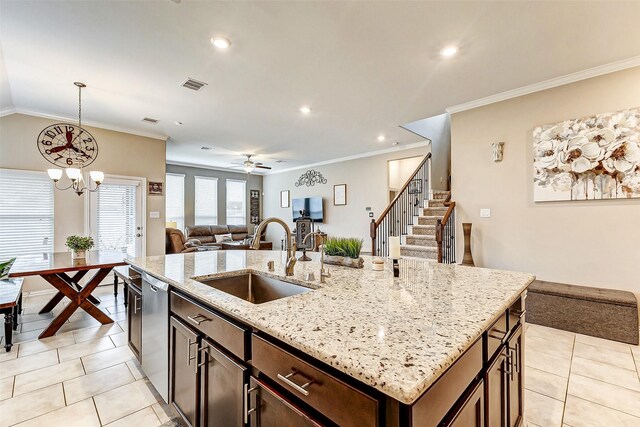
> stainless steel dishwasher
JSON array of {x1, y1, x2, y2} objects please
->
[{"x1": 140, "y1": 271, "x2": 169, "y2": 403}]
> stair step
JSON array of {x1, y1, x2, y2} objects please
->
[
  {"x1": 422, "y1": 207, "x2": 448, "y2": 216},
  {"x1": 432, "y1": 191, "x2": 451, "y2": 200},
  {"x1": 405, "y1": 235, "x2": 437, "y2": 247},
  {"x1": 410, "y1": 225, "x2": 436, "y2": 236},
  {"x1": 427, "y1": 199, "x2": 446, "y2": 208},
  {"x1": 417, "y1": 216, "x2": 441, "y2": 226},
  {"x1": 400, "y1": 245, "x2": 437, "y2": 260}
]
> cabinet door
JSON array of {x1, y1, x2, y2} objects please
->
[
  {"x1": 170, "y1": 316, "x2": 200, "y2": 427},
  {"x1": 485, "y1": 348, "x2": 507, "y2": 427},
  {"x1": 444, "y1": 380, "x2": 484, "y2": 427},
  {"x1": 127, "y1": 285, "x2": 142, "y2": 361},
  {"x1": 200, "y1": 338, "x2": 247, "y2": 427},
  {"x1": 248, "y1": 377, "x2": 322, "y2": 427},
  {"x1": 507, "y1": 325, "x2": 523, "y2": 427}
]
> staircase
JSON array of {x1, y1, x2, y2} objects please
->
[
  {"x1": 400, "y1": 191, "x2": 450, "y2": 260},
  {"x1": 370, "y1": 152, "x2": 456, "y2": 263}
]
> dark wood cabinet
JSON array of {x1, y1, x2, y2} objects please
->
[
  {"x1": 200, "y1": 338, "x2": 247, "y2": 427},
  {"x1": 169, "y1": 314, "x2": 248, "y2": 427},
  {"x1": 443, "y1": 380, "x2": 484, "y2": 427},
  {"x1": 507, "y1": 325, "x2": 523, "y2": 427},
  {"x1": 248, "y1": 376, "x2": 322, "y2": 427},
  {"x1": 485, "y1": 348, "x2": 507, "y2": 427},
  {"x1": 484, "y1": 323, "x2": 523, "y2": 427},
  {"x1": 127, "y1": 283, "x2": 142, "y2": 361}
]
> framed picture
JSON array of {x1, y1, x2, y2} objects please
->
[
  {"x1": 148, "y1": 181, "x2": 163, "y2": 195},
  {"x1": 280, "y1": 190, "x2": 290, "y2": 208},
  {"x1": 333, "y1": 184, "x2": 347, "y2": 206}
]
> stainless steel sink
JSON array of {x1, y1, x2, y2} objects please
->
[{"x1": 196, "y1": 273, "x2": 312, "y2": 304}]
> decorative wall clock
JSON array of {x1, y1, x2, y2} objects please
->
[{"x1": 37, "y1": 122, "x2": 98, "y2": 168}]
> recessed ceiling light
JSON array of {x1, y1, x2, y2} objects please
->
[
  {"x1": 392, "y1": 142, "x2": 400, "y2": 146},
  {"x1": 299, "y1": 106, "x2": 312, "y2": 114},
  {"x1": 201, "y1": 146, "x2": 213, "y2": 151},
  {"x1": 440, "y1": 46, "x2": 458, "y2": 57},
  {"x1": 377, "y1": 135, "x2": 386, "y2": 142},
  {"x1": 175, "y1": 121, "x2": 183, "y2": 126},
  {"x1": 211, "y1": 36, "x2": 231, "y2": 49}
]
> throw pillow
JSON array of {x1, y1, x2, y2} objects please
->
[{"x1": 215, "y1": 233, "x2": 233, "y2": 243}]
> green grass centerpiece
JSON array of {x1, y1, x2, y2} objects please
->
[
  {"x1": 66, "y1": 235, "x2": 95, "y2": 259},
  {"x1": 323, "y1": 237, "x2": 364, "y2": 269}
]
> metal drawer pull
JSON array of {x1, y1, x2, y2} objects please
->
[
  {"x1": 244, "y1": 384, "x2": 259, "y2": 423},
  {"x1": 514, "y1": 342, "x2": 521, "y2": 374},
  {"x1": 511, "y1": 309, "x2": 526, "y2": 318},
  {"x1": 187, "y1": 338, "x2": 198, "y2": 369},
  {"x1": 502, "y1": 353, "x2": 512, "y2": 378},
  {"x1": 187, "y1": 314, "x2": 211, "y2": 325},
  {"x1": 133, "y1": 297, "x2": 141, "y2": 314},
  {"x1": 277, "y1": 370, "x2": 314, "y2": 396}
]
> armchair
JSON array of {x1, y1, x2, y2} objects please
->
[{"x1": 165, "y1": 228, "x2": 200, "y2": 254}]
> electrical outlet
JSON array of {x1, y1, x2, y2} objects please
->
[{"x1": 480, "y1": 208, "x2": 491, "y2": 218}]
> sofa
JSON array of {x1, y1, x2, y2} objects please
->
[
  {"x1": 185, "y1": 225, "x2": 272, "y2": 250},
  {"x1": 165, "y1": 228, "x2": 199, "y2": 254}
]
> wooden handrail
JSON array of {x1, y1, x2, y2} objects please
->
[
  {"x1": 440, "y1": 201, "x2": 456, "y2": 226},
  {"x1": 374, "y1": 153, "x2": 432, "y2": 227}
]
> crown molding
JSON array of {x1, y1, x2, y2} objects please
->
[
  {"x1": 446, "y1": 56, "x2": 640, "y2": 114},
  {"x1": 264, "y1": 140, "x2": 431, "y2": 175},
  {"x1": 3, "y1": 108, "x2": 168, "y2": 140},
  {"x1": 166, "y1": 160, "x2": 267, "y2": 175}
]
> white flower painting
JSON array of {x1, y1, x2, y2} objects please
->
[{"x1": 533, "y1": 107, "x2": 640, "y2": 201}]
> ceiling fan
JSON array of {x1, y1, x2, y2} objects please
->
[{"x1": 230, "y1": 154, "x2": 272, "y2": 174}]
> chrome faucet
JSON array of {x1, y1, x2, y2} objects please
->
[
  {"x1": 252, "y1": 217, "x2": 297, "y2": 276},
  {"x1": 303, "y1": 232, "x2": 330, "y2": 283}
]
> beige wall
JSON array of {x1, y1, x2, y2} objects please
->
[
  {"x1": 0, "y1": 113, "x2": 166, "y2": 290},
  {"x1": 262, "y1": 146, "x2": 429, "y2": 252},
  {"x1": 451, "y1": 67, "x2": 640, "y2": 293}
]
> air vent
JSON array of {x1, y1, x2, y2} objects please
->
[
  {"x1": 142, "y1": 117, "x2": 159, "y2": 124},
  {"x1": 201, "y1": 146, "x2": 213, "y2": 151},
  {"x1": 181, "y1": 78, "x2": 208, "y2": 91},
  {"x1": 275, "y1": 160, "x2": 286, "y2": 163}
]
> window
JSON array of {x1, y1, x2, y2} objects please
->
[
  {"x1": 0, "y1": 169, "x2": 54, "y2": 261},
  {"x1": 226, "y1": 179, "x2": 246, "y2": 225},
  {"x1": 92, "y1": 180, "x2": 140, "y2": 257},
  {"x1": 165, "y1": 173, "x2": 185, "y2": 231},
  {"x1": 195, "y1": 176, "x2": 218, "y2": 225}
]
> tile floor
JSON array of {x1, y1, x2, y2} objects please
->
[
  {"x1": 0, "y1": 285, "x2": 176, "y2": 427},
  {"x1": 1, "y1": 286, "x2": 639, "y2": 426}
]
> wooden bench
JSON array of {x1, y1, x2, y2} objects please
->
[
  {"x1": 0, "y1": 278, "x2": 23, "y2": 352},
  {"x1": 527, "y1": 280, "x2": 639, "y2": 345}
]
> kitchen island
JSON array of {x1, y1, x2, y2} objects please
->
[{"x1": 127, "y1": 250, "x2": 533, "y2": 427}]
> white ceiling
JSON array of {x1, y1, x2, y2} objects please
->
[{"x1": 1, "y1": 1, "x2": 640, "y2": 172}]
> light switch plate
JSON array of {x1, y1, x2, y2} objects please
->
[
  {"x1": 150, "y1": 211, "x2": 160, "y2": 219},
  {"x1": 480, "y1": 208, "x2": 491, "y2": 218}
]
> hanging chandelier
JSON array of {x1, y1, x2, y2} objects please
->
[{"x1": 38, "y1": 82, "x2": 103, "y2": 196}]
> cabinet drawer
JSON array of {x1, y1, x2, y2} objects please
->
[
  {"x1": 411, "y1": 338, "x2": 482, "y2": 427},
  {"x1": 251, "y1": 334, "x2": 379, "y2": 427},
  {"x1": 486, "y1": 312, "x2": 507, "y2": 363},
  {"x1": 507, "y1": 293, "x2": 526, "y2": 334},
  {"x1": 170, "y1": 291, "x2": 249, "y2": 361}
]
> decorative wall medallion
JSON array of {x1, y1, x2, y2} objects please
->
[
  {"x1": 295, "y1": 169, "x2": 327, "y2": 187},
  {"x1": 533, "y1": 107, "x2": 640, "y2": 201}
]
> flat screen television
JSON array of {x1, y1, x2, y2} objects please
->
[{"x1": 292, "y1": 197, "x2": 324, "y2": 223}]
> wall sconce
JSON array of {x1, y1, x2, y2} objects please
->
[{"x1": 492, "y1": 142, "x2": 505, "y2": 162}]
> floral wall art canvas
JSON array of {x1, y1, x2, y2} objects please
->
[{"x1": 533, "y1": 107, "x2": 640, "y2": 201}]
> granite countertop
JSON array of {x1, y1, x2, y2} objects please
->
[{"x1": 126, "y1": 250, "x2": 534, "y2": 404}]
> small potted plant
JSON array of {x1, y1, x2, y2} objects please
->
[
  {"x1": 66, "y1": 235, "x2": 94, "y2": 259},
  {"x1": 323, "y1": 237, "x2": 364, "y2": 269}
]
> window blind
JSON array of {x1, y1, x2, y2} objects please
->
[
  {"x1": 95, "y1": 182, "x2": 137, "y2": 257},
  {"x1": 226, "y1": 179, "x2": 246, "y2": 225},
  {"x1": 0, "y1": 169, "x2": 54, "y2": 261},
  {"x1": 195, "y1": 176, "x2": 218, "y2": 225},
  {"x1": 165, "y1": 173, "x2": 185, "y2": 231}
]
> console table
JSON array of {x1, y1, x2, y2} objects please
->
[{"x1": 9, "y1": 250, "x2": 127, "y2": 338}]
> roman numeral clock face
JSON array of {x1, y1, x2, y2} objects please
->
[{"x1": 37, "y1": 123, "x2": 98, "y2": 168}]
